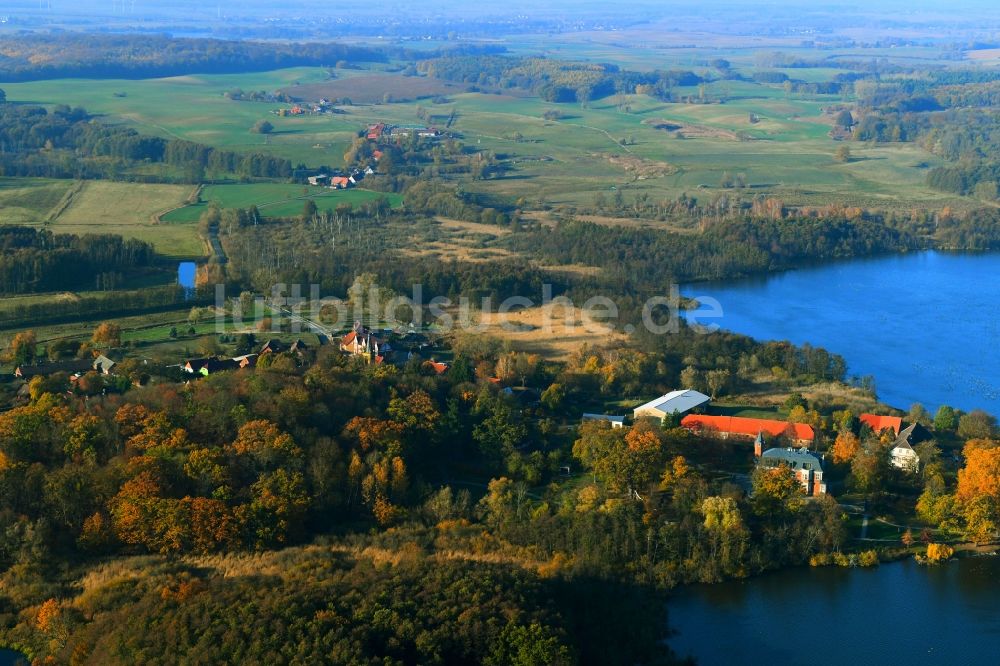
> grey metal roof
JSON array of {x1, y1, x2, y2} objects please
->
[
  {"x1": 760, "y1": 447, "x2": 824, "y2": 472},
  {"x1": 634, "y1": 389, "x2": 710, "y2": 416},
  {"x1": 891, "y1": 423, "x2": 918, "y2": 452},
  {"x1": 582, "y1": 413, "x2": 625, "y2": 423}
]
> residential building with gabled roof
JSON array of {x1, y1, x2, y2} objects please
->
[
  {"x1": 759, "y1": 447, "x2": 827, "y2": 496},
  {"x1": 860, "y1": 413, "x2": 903, "y2": 436},
  {"x1": 889, "y1": 423, "x2": 922, "y2": 472}
]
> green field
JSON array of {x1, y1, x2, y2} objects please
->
[
  {"x1": 0, "y1": 60, "x2": 972, "y2": 213},
  {"x1": 161, "y1": 184, "x2": 404, "y2": 222},
  {"x1": 0, "y1": 178, "x2": 75, "y2": 225},
  {"x1": 0, "y1": 179, "x2": 203, "y2": 258},
  {"x1": 1, "y1": 68, "x2": 365, "y2": 168}
]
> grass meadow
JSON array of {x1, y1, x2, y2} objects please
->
[{"x1": 161, "y1": 184, "x2": 404, "y2": 222}]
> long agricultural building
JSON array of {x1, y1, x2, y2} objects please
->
[{"x1": 681, "y1": 414, "x2": 815, "y2": 445}]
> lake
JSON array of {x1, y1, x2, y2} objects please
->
[
  {"x1": 683, "y1": 251, "x2": 1000, "y2": 414},
  {"x1": 178, "y1": 261, "x2": 196, "y2": 291},
  {"x1": 0, "y1": 649, "x2": 27, "y2": 666},
  {"x1": 667, "y1": 555, "x2": 1000, "y2": 666}
]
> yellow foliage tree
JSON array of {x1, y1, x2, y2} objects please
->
[{"x1": 925, "y1": 542, "x2": 954, "y2": 563}]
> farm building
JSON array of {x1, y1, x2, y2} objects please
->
[
  {"x1": 330, "y1": 176, "x2": 350, "y2": 189},
  {"x1": 682, "y1": 414, "x2": 815, "y2": 446},
  {"x1": 758, "y1": 447, "x2": 827, "y2": 496},
  {"x1": 582, "y1": 414, "x2": 626, "y2": 428},
  {"x1": 860, "y1": 413, "x2": 903, "y2": 436},
  {"x1": 633, "y1": 389, "x2": 710, "y2": 420},
  {"x1": 14, "y1": 359, "x2": 94, "y2": 379}
]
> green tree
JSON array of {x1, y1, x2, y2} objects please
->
[
  {"x1": 9, "y1": 330, "x2": 37, "y2": 366},
  {"x1": 933, "y1": 405, "x2": 958, "y2": 432},
  {"x1": 251, "y1": 119, "x2": 274, "y2": 134},
  {"x1": 302, "y1": 199, "x2": 318, "y2": 221},
  {"x1": 473, "y1": 395, "x2": 527, "y2": 460},
  {"x1": 958, "y1": 410, "x2": 997, "y2": 440},
  {"x1": 539, "y1": 382, "x2": 565, "y2": 412},
  {"x1": 750, "y1": 465, "x2": 802, "y2": 516}
]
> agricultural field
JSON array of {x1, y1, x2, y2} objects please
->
[
  {"x1": 0, "y1": 179, "x2": 202, "y2": 258},
  {"x1": 46, "y1": 181, "x2": 202, "y2": 258},
  {"x1": 161, "y1": 183, "x2": 403, "y2": 222},
  {"x1": 0, "y1": 59, "x2": 973, "y2": 212},
  {"x1": 282, "y1": 74, "x2": 468, "y2": 104},
  {"x1": 0, "y1": 178, "x2": 75, "y2": 225}
]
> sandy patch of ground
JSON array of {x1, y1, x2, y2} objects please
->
[
  {"x1": 435, "y1": 216, "x2": 512, "y2": 235},
  {"x1": 602, "y1": 153, "x2": 678, "y2": 179},
  {"x1": 472, "y1": 304, "x2": 628, "y2": 358},
  {"x1": 642, "y1": 118, "x2": 743, "y2": 141}
]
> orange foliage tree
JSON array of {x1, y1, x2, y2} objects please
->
[{"x1": 831, "y1": 431, "x2": 861, "y2": 465}]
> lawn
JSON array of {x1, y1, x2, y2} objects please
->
[{"x1": 161, "y1": 184, "x2": 403, "y2": 222}]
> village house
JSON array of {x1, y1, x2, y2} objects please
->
[
  {"x1": 259, "y1": 339, "x2": 286, "y2": 355},
  {"x1": 758, "y1": 446, "x2": 827, "y2": 496},
  {"x1": 93, "y1": 355, "x2": 117, "y2": 376},
  {"x1": 423, "y1": 360, "x2": 449, "y2": 375},
  {"x1": 860, "y1": 413, "x2": 903, "y2": 436},
  {"x1": 201, "y1": 358, "x2": 240, "y2": 375},
  {"x1": 682, "y1": 414, "x2": 815, "y2": 446},
  {"x1": 14, "y1": 359, "x2": 94, "y2": 379},
  {"x1": 340, "y1": 322, "x2": 391, "y2": 364},
  {"x1": 330, "y1": 176, "x2": 350, "y2": 189},
  {"x1": 233, "y1": 354, "x2": 258, "y2": 369},
  {"x1": 182, "y1": 358, "x2": 214, "y2": 374},
  {"x1": 889, "y1": 423, "x2": 922, "y2": 472},
  {"x1": 582, "y1": 413, "x2": 626, "y2": 429},
  {"x1": 633, "y1": 389, "x2": 711, "y2": 421}
]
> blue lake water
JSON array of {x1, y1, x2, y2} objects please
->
[
  {"x1": 0, "y1": 649, "x2": 28, "y2": 666},
  {"x1": 178, "y1": 261, "x2": 197, "y2": 290},
  {"x1": 683, "y1": 251, "x2": 1000, "y2": 414},
  {"x1": 667, "y1": 555, "x2": 1000, "y2": 666}
]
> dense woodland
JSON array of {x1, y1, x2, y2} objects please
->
[
  {"x1": 0, "y1": 323, "x2": 855, "y2": 662},
  {"x1": 0, "y1": 227, "x2": 155, "y2": 295},
  {"x1": 845, "y1": 69, "x2": 1000, "y2": 198},
  {"x1": 0, "y1": 34, "x2": 387, "y2": 81},
  {"x1": 419, "y1": 55, "x2": 704, "y2": 103}
]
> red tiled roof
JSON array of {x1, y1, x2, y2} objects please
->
[
  {"x1": 859, "y1": 413, "x2": 902, "y2": 435},
  {"x1": 681, "y1": 414, "x2": 815, "y2": 442},
  {"x1": 341, "y1": 331, "x2": 357, "y2": 346},
  {"x1": 426, "y1": 361, "x2": 449, "y2": 375}
]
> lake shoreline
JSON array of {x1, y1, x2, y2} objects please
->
[{"x1": 682, "y1": 249, "x2": 1000, "y2": 414}]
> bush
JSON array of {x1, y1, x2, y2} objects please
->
[
  {"x1": 925, "y1": 543, "x2": 954, "y2": 563},
  {"x1": 857, "y1": 550, "x2": 879, "y2": 567}
]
